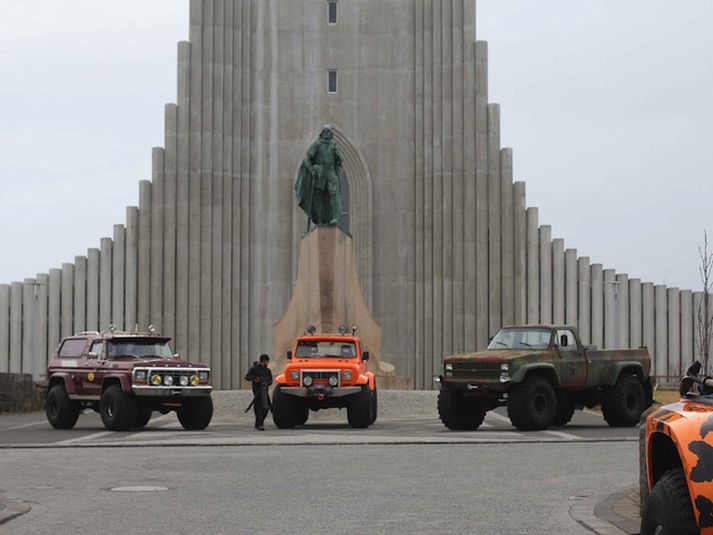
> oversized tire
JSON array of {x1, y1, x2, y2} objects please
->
[
  {"x1": 601, "y1": 374, "x2": 646, "y2": 427},
  {"x1": 45, "y1": 383, "x2": 81, "y2": 429},
  {"x1": 640, "y1": 468, "x2": 698, "y2": 535},
  {"x1": 272, "y1": 386, "x2": 297, "y2": 429},
  {"x1": 177, "y1": 397, "x2": 213, "y2": 430},
  {"x1": 437, "y1": 386, "x2": 486, "y2": 431},
  {"x1": 370, "y1": 386, "x2": 378, "y2": 424},
  {"x1": 507, "y1": 375, "x2": 557, "y2": 431},
  {"x1": 295, "y1": 406, "x2": 309, "y2": 426},
  {"x1": 553, "y1": 391, "x2": 576, "y2": 426},
  {"x1": 347, "y1": 385, "x2": 373, "y2": 428},
  {"x1": 133, "y1": 404, "x2": 153, "y2": 428},
  {"x1": 100, "y1": 385, "x2": 137, "y2": 431}
]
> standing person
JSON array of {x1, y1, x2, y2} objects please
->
[{"x1": 245, "y1": 354, "x2": 273, "y2": 430}]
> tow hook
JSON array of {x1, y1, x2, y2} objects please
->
[
  {"x1": 466, "y1": 384, "x2": 483, "y2": 391},
  {"x1": 316, "y1": 393, "x2": 326, "y2": 401}
]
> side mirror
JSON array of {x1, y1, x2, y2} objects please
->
[
  {"x1": 87, "y1": 352, "x2": 98, "y2": 359},
  {"x1": 680, "y1": 376, "x2": 696, "y2": 396},
  {"x1": 488, "y1": 336, "x2": 494, "y2": 343},
  {"x1": 173, "y1": 353, "x2": 180, "y2": 359},
  {"x1": 362, "y1": 351, "x2": 370, "y2": 362},
  {"x1": 687, "y1": 361, "x2": 702, "y2": 377},
  {"x1": 560, "y1": 335, "x2": 568, "y2": 347},
  {"x1": 286, "y1": 350, "x2": 293, "y2": 360}
]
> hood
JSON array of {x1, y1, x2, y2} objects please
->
[
  {"x1": 121, "y1": 357, "x2": 209, "y2": 369},
  {"x1": 444, "y1": 350, "x2": 538, "y2": 363}
]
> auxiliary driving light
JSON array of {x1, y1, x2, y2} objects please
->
[
  {"x1": 164, "y1": 375, "x2": 174, "y2": 386},
  {"x1": 338, "y1": 324, "x2": 348, "y2": 335},
  {"x1": 190, "y1": 375, "x2": 200, "y2": 386},
  {"x1": 180, "y1": 376, "x2": 189, "y2": 386},
  {"x1": 151, "y1": 374, "x2": 162, "y2": 386},
  {"x1": 303, "y1": 376, "x2": 313, "y2": 387},
  {"x1": 290, "y1": 370, "x2": 300, "y2": 380},
  {"x1": 328, "y1": 376, "x2": 338, "y2": 387}
]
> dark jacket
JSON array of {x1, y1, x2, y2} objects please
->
[{"x1": 245, "y1": 364, "x2": 273, "y2": 393}]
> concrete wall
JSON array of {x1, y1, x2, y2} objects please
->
[{"x1": 0, "y1": 0, "x2": 700, "y2": 386}]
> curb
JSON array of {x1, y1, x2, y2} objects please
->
[
  {"x1": 0, "y1": 495, "x2": 31, "y2": 527},
  {"x1": 569, "y1": 487, "x2": 639, "y2": 535}
]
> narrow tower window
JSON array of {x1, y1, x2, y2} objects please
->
[
  {"x1": 328, "y1": 1, "x2": 337, "y2": 24},
  {"x1": 328, "y1": 70, "x2": 338, "y2": 94}
]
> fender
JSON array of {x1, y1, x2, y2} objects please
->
[
  {"x1": 275, "y1": 374, "x2": 287, "y2": 385},
  {"x1": 102, "y1": 374, "x2": 133, "y2": 393},
  {"x1": 604, "y1": 361, "x2": 646, "y2": 386},
  {"x1": 509, "y1": 363, "x2": 560, "y2": 386},
  {"x1": 356, "y1": 374, "x2": 370, "y2": 387},
  {"x1": 48, "y1": 373, "x2": 76, "y2": 395}
]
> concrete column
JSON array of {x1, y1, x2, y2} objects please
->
[
  {"x1": 654, "y1": 285, "x2": 668, "y2": 380},
  {"x1": 163, "y1": 105, "x2": 178, "y2": 339},
  {"x1": 642, "y1": 283, "x2": 655, "y2": 358},
  {"x1": 0, "y1": 284, "x2": 9, "y2": 372},
  {"x1": 22, "y1": 279, "x2": 36, "y2": 374},
  {"x1": 48, "y1": 269, "x2": 61, "y2": 358},
  {"x1": 680, "y1": 290, "x2": 693, "y2": 369},
  {"x1": 616, "y1": 274, "x2": 629, "y2": 348},
  {"x1": 35, "y1": 273, "x2": 49, "y2": 377},
  {"x1": 513, "y1": 182, "x2": 527, "y2": 324},
  {"x1": 112, "y1": 225, "x2": 126, "y2": 330},
  {"x1": 9, "y1": 282, "x2": 22, "y2": 373},
  {"x1": 151, "y1": 147, "x2": 165, "y2": 332},
  {"x1": 565, "y1": 249, "x2": 578, "y2": 326},
  {"x1": 474, "y1": 40, "x2": 489, "y2": 348},
  {"x1": 604, "y1": 269, "x2": 616, "y2": 349},
  {"x1": 461, "y1": 31, "x2": 475, "y2": 355},
  {"x1": 73, "y1": 256, "x2": 87, "y2": 333},
  {"x1": 86, "y1": 248, "x2": 100, "y2": 331},
  {"x1": 667, "y1": 288, "x2": 681, "y2": 378},
  {"x1": 99, "y1": 238, "x2": 112, "y2": 331},
  {"x1": 487, "y1": 104, "x2": 501, "y2": 337},
  {"x1": 526, "y1": 207, "x2": 539, "y2": 323},
  {"x1": 552, "y1": 238, "x2": 565, "y2": 324},
  {"x1": 588, "y1": 267, "x2": 602, "y2": 351},
  {"x1": 629, "y1": 278, "x2": 642, "y2": 347},
  {"x1": 500, "y1": 148, "x2": 514, "y2": 327},
  {"x1": 60, "y1": 263, "x2": 74, "y2": 338},
  {"x1": 125, "y1": 207, "x2": 139, "y2": 330},
  {"x1": 578, "y1": 257, "x2": 591, "y2": 344},
  {"x1": 138, "y1": 180, "x2": 151, "y2": 330},
  {"x1": 539, "y1": 226, "x2": 552, "y2": 324}
]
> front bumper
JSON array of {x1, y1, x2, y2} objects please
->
[
  {"x1": 132, "y1": 386, "x2": 212, "y2": 397},
  {"x1": 281, "y1": 386, "x2": 361, "y2": 398}
]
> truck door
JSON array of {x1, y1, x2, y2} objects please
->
[
  {"x1": 555, "y1": 329, "x2": 587, "y2": 389},
  {"x1": 80, "y1": 340, "x2": 103, "y2": 397}
]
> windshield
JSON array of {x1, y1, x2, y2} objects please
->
[
  {"x1": 107, "y1": 340, "x2": 174, "y2": 359},
  {"x1": 487, "y1": 328, "x2": 552, "y2": 350},
  {"x1": 296, "y1": 340, "x2": 357, "y2": 358}
]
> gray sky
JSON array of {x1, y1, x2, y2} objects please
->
[{"x1": 1, "y1": 1, "x2": 711, "y2": 291}]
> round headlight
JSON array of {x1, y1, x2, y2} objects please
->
[
  {"x1": 500, "y1": 363, "x2": 509, "y2": 372},
  {"x1": 343, "y1": 370, "x2": 353, "y2": 381},
  {"x1": 180, "y1": 376, "x2": 189, "y2": 386},
  {"x1": 328, "y1": 376, "x2": 338, "y2": 387},
  {"x1": 290, "y1": 370, "x2": 299, "y2": 380},
  {"x1": 190, "y1": 375, "x2": 200, "y2": 386},
  {"x1": 151, "y1": 374, "x2": 162, "y2": 386},
  {"x1": 303, "y1": 376, "x2": 313, "y2": 387},
  {"x1": 164, "y1": 375, "x2": 174, "y2": 386}
]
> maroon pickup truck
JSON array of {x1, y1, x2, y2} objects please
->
[{"x1": 45, "y1": 329, "x2": 213, "y2": 431}]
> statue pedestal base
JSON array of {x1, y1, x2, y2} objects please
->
[{"x1": 272, "y1": 227, "x2": 394, "y2": 378}]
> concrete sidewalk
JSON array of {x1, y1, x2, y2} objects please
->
[
  {"x1": 0, "y1": 493, "x2": 31, "y2": 527},
  {"x1": 570, "y1": 487, "x2": 640, "y2": 535}
]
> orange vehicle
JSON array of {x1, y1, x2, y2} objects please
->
[
  {"x1": 272, "y1": 326, "x2": 377, "y2": 429},
  {"x1": 640, "y1": 361, "x2": 713, "y2": 535}
]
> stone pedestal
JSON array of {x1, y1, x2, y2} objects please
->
[{"x1": 273, "y1": 227, "x2": 394, "y2": 379}]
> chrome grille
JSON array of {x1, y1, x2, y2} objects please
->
[
  {"x1": 146, "y1": 368, "x2": 199, "y2": 386},
  {"x1": 302, "y1": 370, "x2": 340, "y2": 385}
]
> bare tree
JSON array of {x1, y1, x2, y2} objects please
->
[{"x1": 696, "y1": 230, "x2": 713, "y2": 370}]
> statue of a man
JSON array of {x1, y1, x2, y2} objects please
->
[{"x1": 295, "y1": 126, "x2": 343, "y2": 228}]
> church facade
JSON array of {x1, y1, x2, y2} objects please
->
[{"x1": 0, "y1": 0, "x2": 703, "y2": 388}]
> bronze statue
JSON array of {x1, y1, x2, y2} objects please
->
[{"x1": 295, "y1": 126, "x2": 343, "y2": 229}]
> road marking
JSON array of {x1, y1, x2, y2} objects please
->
[
  {"x1": 53, "y1": 430, "x2": 115, "y2": 445},
  {"x1": 0, "y1": 420, "x2": 47, "y2": 432},
  {"x1": 543, "y1": 429, "x2": 580, "y2": 441},
  {"x1": 486, "y1": 411, "x2": 512, "y2": 424}
]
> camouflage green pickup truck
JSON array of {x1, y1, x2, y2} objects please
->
[{"x1": 436, "y1": 325, "x2": 653, "y2": 431}]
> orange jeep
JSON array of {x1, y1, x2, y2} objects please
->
[
  {"x1": 640, "y1": 361, "x2": 713, "y2": 535},
  {"x1": 272, "y1": 326, "x2": 377, "y2": 429}
]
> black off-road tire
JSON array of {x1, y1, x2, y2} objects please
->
[
  {"x1": 295, "y1": 406, "x2": 309, "y2": 426},
  {"x1": 640, "y1": 469, "x2": 698, "y2": 535},
  {"x1": 45, "y1": 384, "x2": 81, "y2": 429},
  {"x1": 177, "y1": 397, "x2": 213, "y2": 430},
  {"x1": 133, "y1": 405, "x2": 153, "y2": 428},
  {"x1": 437, "y1": 386, "x2": 486, "y2": 431},
  {"x1": 507, "y1": 375, "x2": 557, "y2": 431},
  {"x1": 370, "y1": 386, "x2": 378, "y2": 424},
  {"x1": 100, "y1": 385, "x2": 137, "y2": 431},
  {"x1": 601, "y1": 374, "x2": 646, "y2": 427},
  {"x1": 553, "y1": 391, "x2": 576, "y2": 426},
  {"x1": 347, "y1": 386, "x2": 373, "y2": 428},
  {"x1": 272, "y1": 386, "x2": 297, "y2": 429}
]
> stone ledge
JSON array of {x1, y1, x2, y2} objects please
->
[{"x1": 0, "y1": 374, "x2": 45, "y2": 414}]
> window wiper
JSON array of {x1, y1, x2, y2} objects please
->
[
  {"x1": 493, "y1": 341, "x2": 508, "y2": 348},
  {"x1": 518, "y1": 342, "x2": 534, "y2": 348}
]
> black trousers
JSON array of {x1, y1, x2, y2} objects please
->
[{"x1": 253, "y1": 388, "x2": 270, "y2": 427}]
